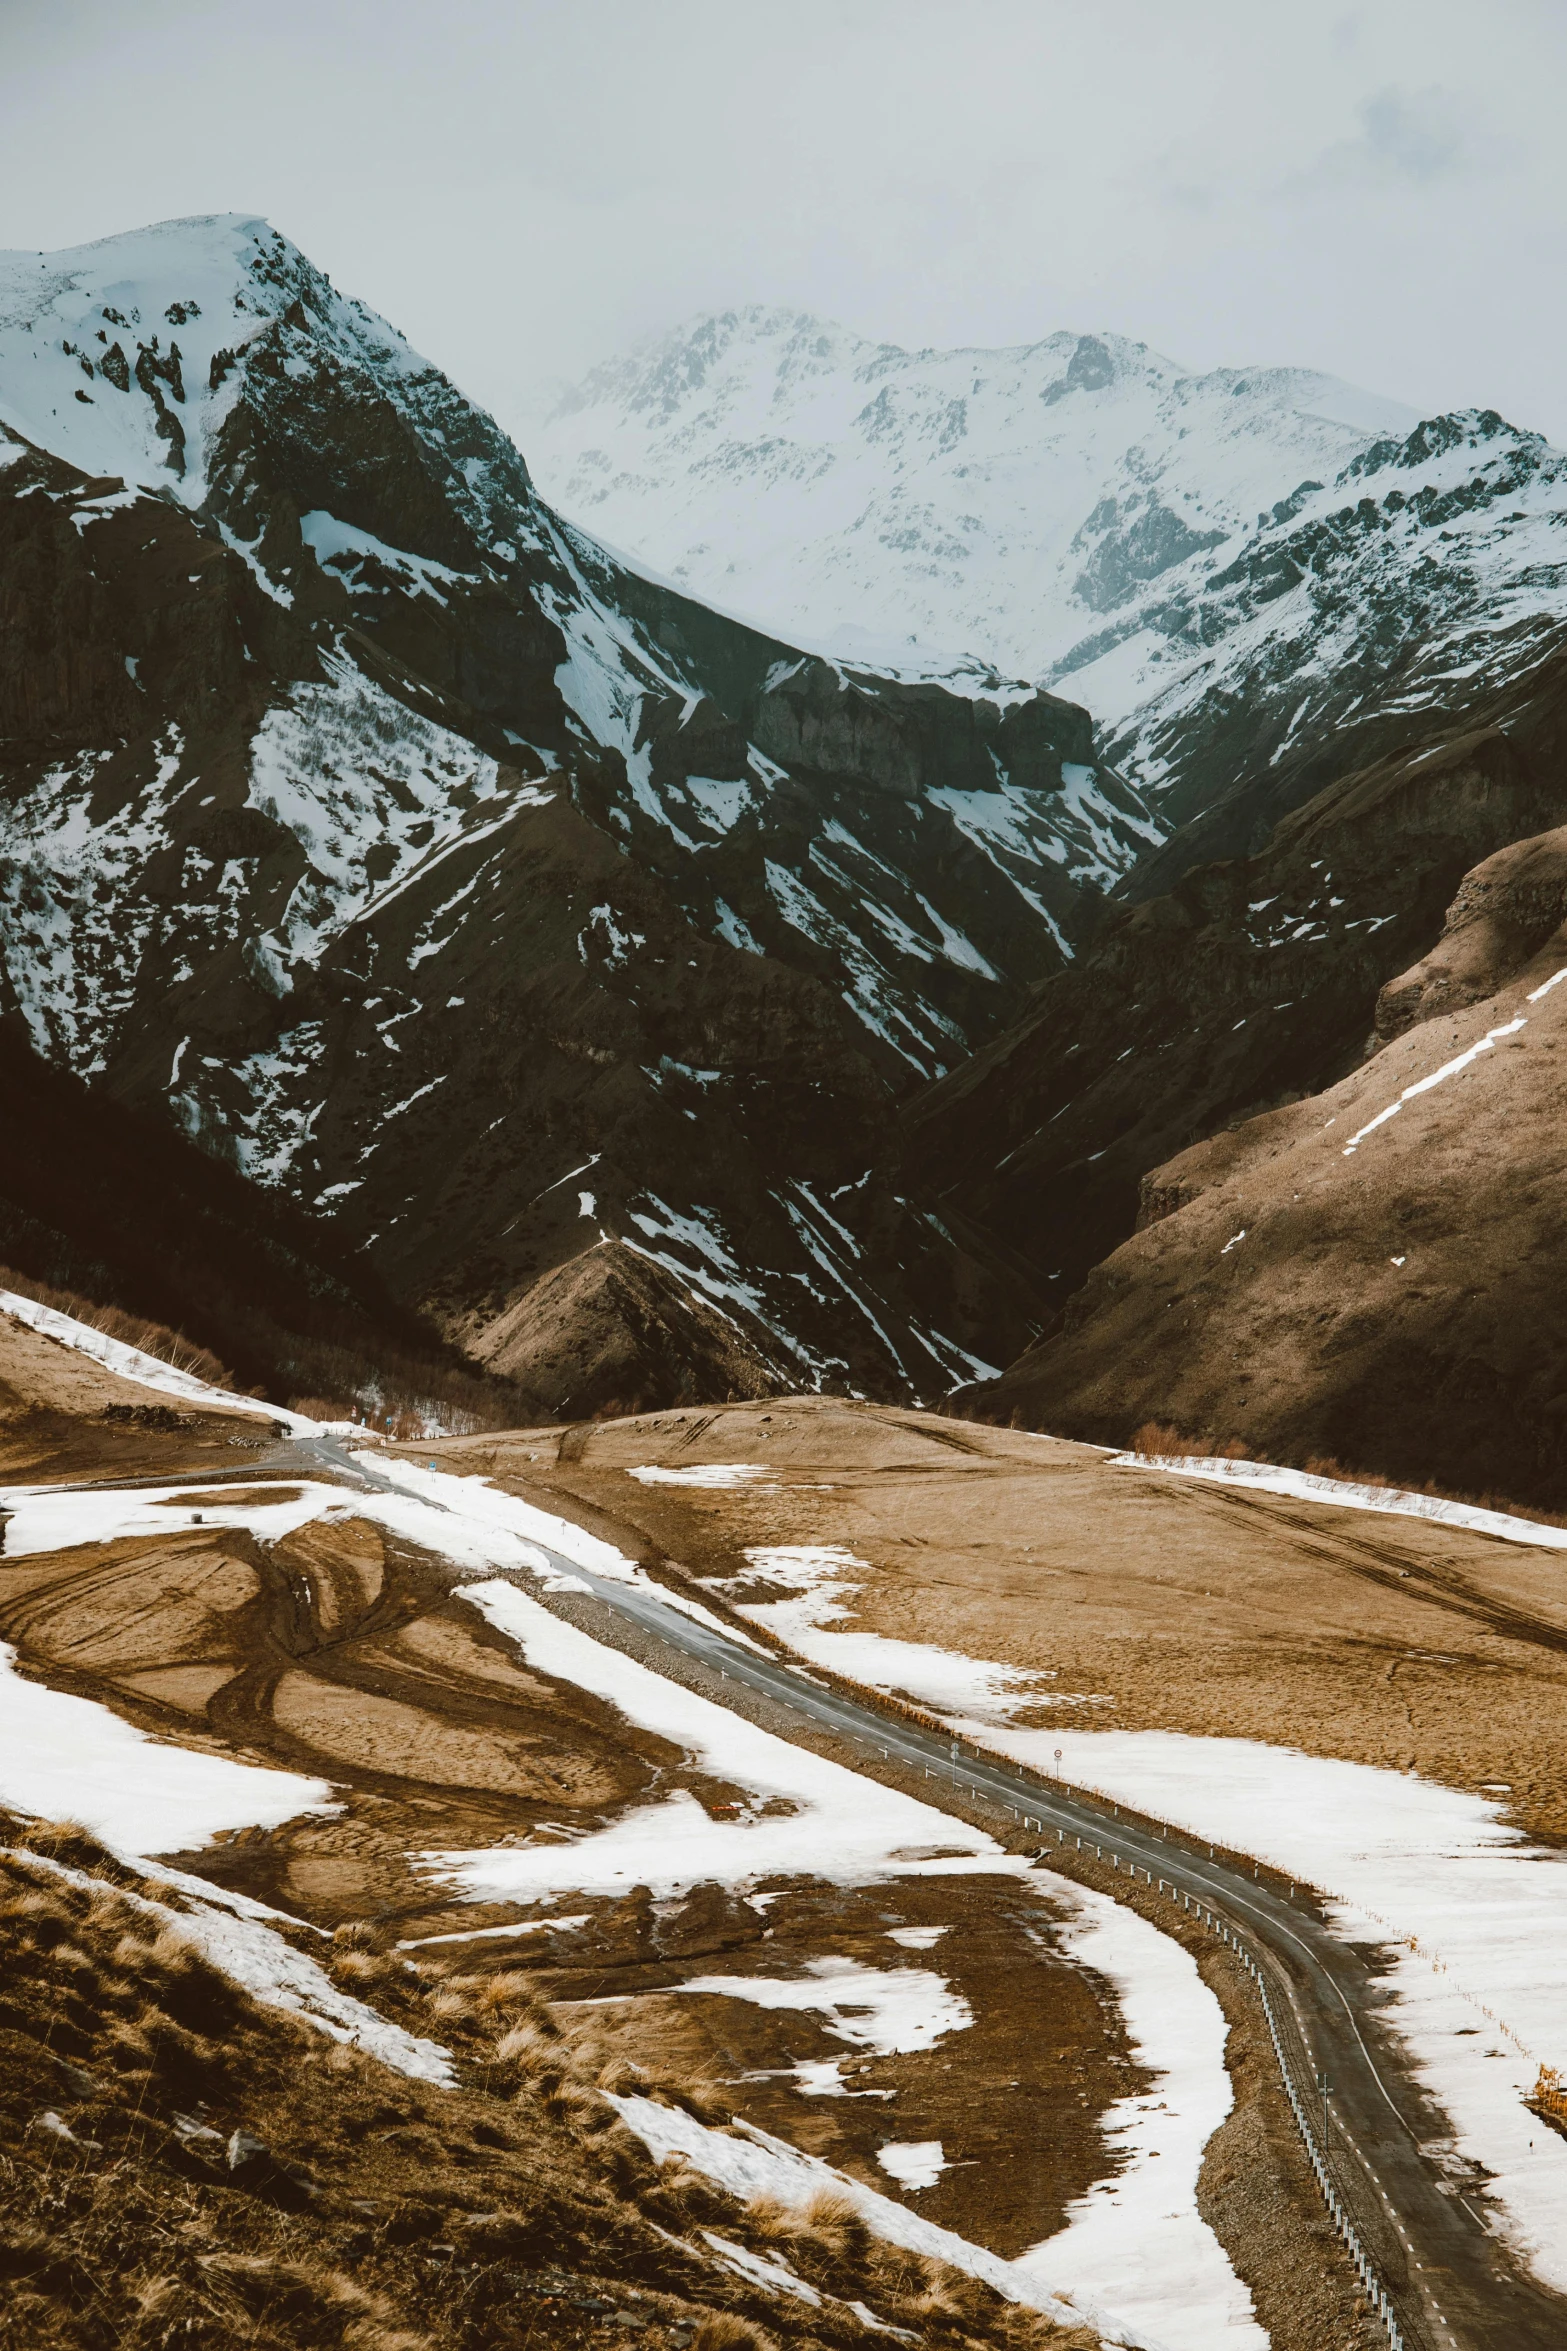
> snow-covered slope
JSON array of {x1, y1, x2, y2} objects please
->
[
  {"x1": 532, "y1": 311, "x2": 1567, "y2": 840},
  {"x1": 2, "y1": 216, "x2": 1143, "y2": 1405},
  {"x1": 530, "y1": 309, "x2": 1417, "y2": 688}
]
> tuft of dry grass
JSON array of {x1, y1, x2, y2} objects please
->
[{"x1": 691, "y1": 2318, "x2": 778, "y2": 2351}]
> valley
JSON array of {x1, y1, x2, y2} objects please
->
[
  {"x1": 7, "y1": 1300, "x2": 1567, "y2": 2350},
  {"x1": 5, "y1": 192, "x2": 1567, "y2": 2351}
]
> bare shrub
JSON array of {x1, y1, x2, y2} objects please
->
[{"x1": 1130, "y1": 1419, "x2": 1189, "y2": 1458}]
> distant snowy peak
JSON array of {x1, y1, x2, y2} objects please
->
[{"x1": 529, "y1": 307, "x2": 1420, "y2": 684}]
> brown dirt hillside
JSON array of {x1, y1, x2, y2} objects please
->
[
  {"x1": 0, "y1": 1340, "x2": 1387, "y2": 2351},
  {"x1": 907, "y1": 644, "x2": 1567, "y2": 1317},
  {"x1": 978, "y1": 821, "x2": 1567, "y2": 1511},
  {"x1": 0, "y1": 1311, "x2": 283, "y2": 1483},
  {"x1": 0, "y1": 1339, "x2": 1137, "y2": 2279}
]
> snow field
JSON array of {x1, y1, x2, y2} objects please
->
[
  {"x1": 427, "y1": 1578, "x2": 1010, "y2": 1899},
  {"x1": 1016, "y1": 1883, "x2": 1266, "y2": 2348},
  {"x1": 1111, "y1": 1447, "x2": 1567, "y2": 1553},
  {"x1": 529, "y1": 307, "x2": 1417, "y2": 698},
  {"x1": 0, "y1": 1638, "x2": 334, "y2": 1858},
  {"x1": 721, "y1": 1484, "x2": 1567, "y2": 2290},
  {"x1": 733, "y1": 1543, "x2": 1059, "y2": 1713},
  {"x1": 629, "y1": 1462, "x2": 775, "y2": 1488},
  {"x1": 952, "y1": 1721, "x2": 1567, "y2": 2295}
]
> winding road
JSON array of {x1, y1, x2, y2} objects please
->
[{"x1": 37, "y1": 1429, "x2": 1564, "y2": 2351}]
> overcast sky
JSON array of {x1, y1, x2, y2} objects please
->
[{"x1": 5, "y1": 0, "x2": 1567, "y2": 444}]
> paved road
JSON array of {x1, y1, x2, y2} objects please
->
[{"x1": 55, "y1": 1434, "x2": 1563, "y2": 2351}]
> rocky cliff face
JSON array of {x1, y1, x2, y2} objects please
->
[
  {"x1": 0, "y1": 216, "x2": 1148, "y2": 1410},
  {"x1": 536, "y1": 313, "x2": 1567, "y2": 881}
]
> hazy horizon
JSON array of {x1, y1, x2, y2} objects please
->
[{"x1": 5, "y1": 1, "x2": 1567, "y2": 446}]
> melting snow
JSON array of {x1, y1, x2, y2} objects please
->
[
  {"x1": 0, "y1": 1288, "x2": 320, "y2": 1434},
  {"x1": 1015, "y1": 1882, "x2": 1265, "y2": 2347},
  {"x1": 731, "y1": 1545, "x2": 1058, "y2": 1715},
  {"x1": 0, "y1": 1639, "x2": 333, "y2": 1859},
  {"x1": 425, "y1": 1579, "x2": 1015, "y2": 1901},
  {"x1": 628, "y1": 1463, "x2": 775, "y2": 1489},
  {"x1": 604, "y1": 2098, "x2": 1131, "y2": 2342},
  {"x1": 960, "y1": 1716, "x2": 1567, "y2": 2297},
  {"x1": 7, "y1": 1845, "x2": 451, "y2": 2083},
  {"x1": 876, "y1": 2140, "x2": 946, "y2": 2190},
  {"x1": 678, "y1": 1956, "x2": 971, "y2": 2056}
]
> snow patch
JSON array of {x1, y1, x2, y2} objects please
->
[{"x1": 877, "y1": 2140, "x2": 947, "y2": 2190}]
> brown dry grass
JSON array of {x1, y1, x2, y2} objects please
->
[
  {"x1": 3, "y1": 1819, "x2": 1103, "y2": 2351},
  {"x1": 527, "y1": 1396, "x2": 1567, "y2": 1839},
  {"x1": 0, "y1": 1260, "x2": 535, "y2": 1441},
  {"x1": 0, "y1": 1261, "x2": 238, "y2": 1388}
]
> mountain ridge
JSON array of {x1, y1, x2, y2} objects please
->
[
  {"x1": 531, "y1": 307, "x2": 1567, "y2": 859},
  {"x1": 529, "y1": 304, "x2": 1418, "y2": 684},
  {"x1": 0, "y1": 213, "x2": 1150, "y2": 1412}
]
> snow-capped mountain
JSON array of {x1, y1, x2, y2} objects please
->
[
  {"x1": 0, "y1": 217, "x2": 1147, "y2": 1406},
  {"x1": 532, "y1": 311, "x2": 1567, "y2": 845},
  {"x1": 530, "y1": 309, "x2": 1417, "y2": 686}
]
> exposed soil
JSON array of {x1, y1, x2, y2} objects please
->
[{"x1": 0, "y1": 1382, "x2": 1147, "y2": 2277}]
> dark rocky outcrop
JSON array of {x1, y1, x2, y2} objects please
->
[{"x1": 1, "y1": 218, "x2": 1123, "y2": 1411}]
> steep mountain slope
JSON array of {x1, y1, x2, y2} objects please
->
[
  {"x1": 535, "y1": 313, "x2": 1567, "y2": 859},
  {"x1": 0, "y1": 1020, "x2": 529, "y2": 1429},
  {"x1": 909, "y1": 643, "x2": 1567, "y2": 1312},
  {"x1": 0, "y1": 216, "x2": 1153, "y2": 1408},
  {"x1": 975, "y1": 815, "x2": 1567, "y2": 1509},
  {"x1": 1088, "y1": 407, "x2": 1567, "y2": 861}
]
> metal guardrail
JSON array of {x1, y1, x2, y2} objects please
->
[
  {"x1": 975, "y1": 1779, "x2": 1422, "y2": 2349},
  {"x1": 664, "y1": 1622, "x2": 1434, "y2": 2347}
]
